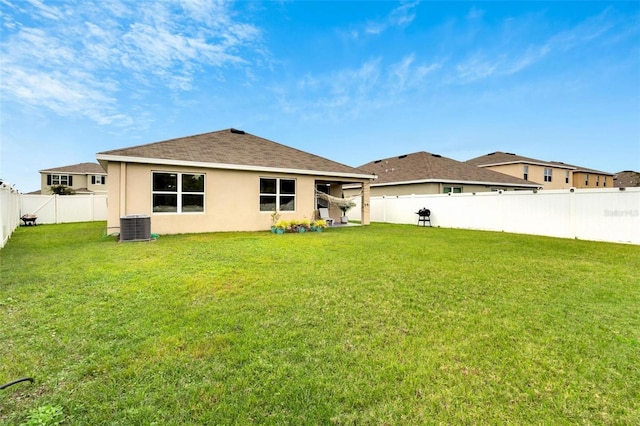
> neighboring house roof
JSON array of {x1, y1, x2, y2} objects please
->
[
  {"x1": 466, "y1": 151, "x2": 613, "y2": 175},
  {"x1": 614, "y1": 170, "x2": 640, "y2": 187},
  {"x1": 97, "y1": 128, "x2": 375, "y2": 179},
  {"x1": 357, "y1": 151, "x2": 538, "y2": 187},
  {"x1": 40, "y1": 162, "x2": 106, "y2": 175}
]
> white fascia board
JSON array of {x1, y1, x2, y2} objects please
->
[
  {"x1": 95, "y1": 154, "x2": 377, "y2": 180},
  {"x1": 370, "y1": 178, "x2": 539, "y2": 188}
]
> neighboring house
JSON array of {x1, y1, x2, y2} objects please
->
[
  {"x1": 466, "y1": 152, "x2": 614, "y2": 190},
  {"x1": 39, "y1": 162, "x2": 108, "y2": 195},
  {"x1": 614, "y1": 170, "x2": 640, "y2": 188},
  {"x1": 346, "y1": 151, "x2": 537, "y2": 197},
  {"x1": 96, "y1": 128, "x2": 376, "y2": 235}
]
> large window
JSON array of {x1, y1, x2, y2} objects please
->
[
  {"x1": 544, "y1": 168, "x2": 552, "y2": 182},
  {"x1": 523, "y1": 165, "x2": 528, "y2": 181},
  {"x1": 152, "y1": 172, "x2": 204, "y2": 213},
  {"x1": 260, "y1": 178, "x2": 296, "y2": 211}
]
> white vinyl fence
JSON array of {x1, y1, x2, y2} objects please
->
[
  {"x1": 0, "y1": 184, "x2": 21, "y2": 249},
  {"x1": 20, "y1": 194, "x2": 108, "y2": 225},
  {"x1": 351, "y1": 188, "x2": 640, "y2": 245}
]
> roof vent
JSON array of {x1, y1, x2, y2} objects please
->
[
  {"x1": 506, "y1": 152, "x2": 515, "y2": 155},
  {"x1": 230, "y1": 128, "x2": 245, "y2": 134},
  {"x1": 374, "y1": 160, "x2": 382, "y2": 163},
  {"x1": 398, "y1": 154, "x2": 407, "y2": 159},
  {"x1": 431, "y1": 154, "x2": 442, "y2": 158}
]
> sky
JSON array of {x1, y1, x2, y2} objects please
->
[{"x1": 1, "y1": 0, "x2": 639, "y2": 193}]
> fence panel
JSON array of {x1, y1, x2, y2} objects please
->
[
  {"x1": 353, "y1": 188, "x2": 640, "y2": 244},
  {"x1": 0, "y1": 185, "x2": 21, "y2": 249},
  {"x1": 20, "y1": 194, "x2": 107, "y2": 224}
]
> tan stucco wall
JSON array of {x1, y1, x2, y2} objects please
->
[
  {"x1": 40, "y1": 173, "x2": 107, "y2": 194},
  {"x1": 484, "y1": 164, "x2": 570, "y2": 189},
  {"x1": 486, "y1": 164, "x2": 613, "y2": 190},
  {"x1": 572, "y1": 172, "x2": 613, "y2": 189},
  {"x1": 41, "y1": 173, "x2": 89, "y2": 193},
  {"x1": 106, "y1": 161, "x2": 367, "y2": 235}
]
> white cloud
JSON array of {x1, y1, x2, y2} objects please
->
[
  {"x1": 364, "y1": 0, "x2": 419, "y2": 35},
  {"x1": 274, "y1": 54, "x2": 442, "y2": 121},
  {"x1": 452, "y1": 8, "x2": 620, "y2": 84},
  {"x1": 25, "y1": 0, "x2": 64, "y2": 21},
  {"x1": 388, "y1": 54, "x2": 441, "y2": 92},
  {"x1": 0, "y1": 0, "x2": 263, "y2": 126}
]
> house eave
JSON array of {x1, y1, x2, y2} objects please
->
[
  {"x1": 96, "y1": 154, "x2": 377, "y2": 180},
  {"x1": 39, "y1": 170, "x2": 107, "y2": 175}
]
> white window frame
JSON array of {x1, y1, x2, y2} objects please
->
[
  {"x1": 152, "y1": 172, "x2": 205, "y2": 214},
  {"x1": 544, "y1": 168, "x2": 552, "y2": 182},
  {"x1": 92, "y1": 175, "x2": 106, "y2": 185},
  {"x1": 51, "y1": 174, "x2": 70, "y2": 185},
  {"x1": 523, "y1": 165, "x2": 528, "y2": 181},
  {"x1": 259, "y1": 177, "x2": 296, "y2": 212}
]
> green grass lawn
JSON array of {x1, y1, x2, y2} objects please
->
[{"x1": 1, "y1": 222, "x2": 639, "y2": 425}]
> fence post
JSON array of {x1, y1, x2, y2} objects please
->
[{"x1": 54, "y1": 194, "x2": 59, "y2": 224}]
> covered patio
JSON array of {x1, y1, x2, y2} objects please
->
[{"x1": 314, "y1": 179, "x2": 371, "y2": 226}]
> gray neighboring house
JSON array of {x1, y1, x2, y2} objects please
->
[
  {"x1": 347, "y1": 151, "x2": 537, "y2": 197},
  {"x1": 38, "y1": 162, "x2": 107, "y2": 195}
]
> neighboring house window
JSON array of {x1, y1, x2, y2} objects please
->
[
  {"x1": 565, "y1": 171, "x2": 570, "y2": 184},
  {"x1": 544, "y1": 168, "x2": 552, "y2": 182},
  {"x1": 91, "y1": 175, "x2": 106, "y2": 185},
  {"x1": 152, "y1": 172, "x2": 204, "y2": 213},
  {"x1": 260, "y1": 178, "x2": 296, "y2": 211},
  {"x1": 603, "y1": 177, "x2": 607, "y2": 187},
  {"x1": 585, "y1": 174, "x2": 589, "y2": 186},
  {"x1": 596, "y1": 176, "x2": 600, "y2": 187},
  {"x1": 523, "y1": 165, "x2": 528, "y2": 181},
  {"x1": 47, "y1": 174, "x2": 72, "y2": 186},
  {"x1": 443, "y1": 186, "x2": 462, "y2": 194}
]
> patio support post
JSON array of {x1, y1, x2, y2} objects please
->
[{"x1": 361, "y1": 181, "x2": 371, "y2": 225}]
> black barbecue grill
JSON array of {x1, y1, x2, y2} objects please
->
[{"x1": 416, "y1": 208, "x2": 432, "y2": 227}]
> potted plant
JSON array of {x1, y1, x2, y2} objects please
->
[
  {"x1": 339, "y1": 195, "x2": 356, "y2": 224},
  {"x1": 298, "y1": 219, "x2": 311, "y2": 233},
  {"x1": 274, "y1": 220, "x2": 287, "y2": 234},
  {"x1": 311, "y1": 219, "x2": 327, "y2": 232}
]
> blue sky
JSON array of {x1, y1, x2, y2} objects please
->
[{"x1": 1, "y1": 0, "x2": 639, "y2": 192}]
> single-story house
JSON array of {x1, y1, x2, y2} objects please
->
[
  {"x1": 96, "y1": 129, "x2": 376, "y2": 235},
  {"x1": 345, "y1": 151, "x2": 538, "y2": 197},
  {"x1": 466, "y1": 152, "x2": 614, "y2": 190},
  {"x1": 38, "y1": 162, "x2": 108, "y2": 195}
]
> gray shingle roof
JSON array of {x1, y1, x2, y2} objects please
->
[
  {"x1": 614, "y1": 170, "x2": 640, "y2": 187},
  {"x1": 358, "y1": 151, "x2": 536, "y2": 187},
  {"x1": 466, "y1": 151, "x2": 613, "y2": 175},
  {"x1": 40, "y1": 162, "x2": 106, "y2": 174},
  {"x1": 97, "y1": 129, "x2": 373, "y2": 178}
]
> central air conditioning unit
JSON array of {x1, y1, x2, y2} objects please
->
[{"x1": 119, "y1": 215, "x2": 151, "y2": 242}]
